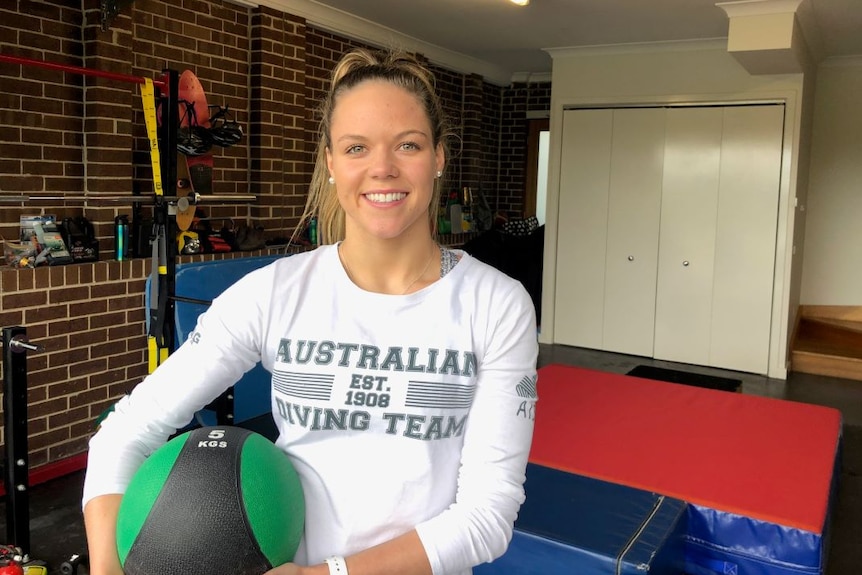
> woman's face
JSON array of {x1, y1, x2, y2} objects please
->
[{"x1": 326, "y1": 80, "x2": 444, "y2": 242}]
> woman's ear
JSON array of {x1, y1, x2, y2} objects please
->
[
  {"x1": 325, "y1": 147, "x2": 334, "y2": 176},
  {"x1": 435, "y1": 142, "x2": 445, "y2": 175}
]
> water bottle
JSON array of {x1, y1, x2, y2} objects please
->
[
  {"x1": 309, "y1": 216, "x2": 318, "y2": 245},
  {"x1": 115, "y1": 215, "x2": 130, "y2": 261}
]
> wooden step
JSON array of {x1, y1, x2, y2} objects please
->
[
  {"x1": 794, "y1": 318, "x2": 862, "y2": 359},
  {"x1": 805, "y1": 317, "x2": 862, "y2": 334},
  {"x1": 791, "y1": 317, "x2": 862, "y2": 381},
  {"x1": 791, "y1": 350, "x2": 862, "y2": 381}
]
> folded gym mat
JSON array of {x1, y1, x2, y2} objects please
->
[
  {"x1": 475, "y1": 463, "x2": 687, "y2": 575},
  {"x1": 165, "y1": 255, "x2": 285, "y2": 424},
  {"x1": 529, "y1": 364, "x2": 843, "y2": 575}
]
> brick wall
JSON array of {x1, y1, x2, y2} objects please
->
[
  {"x1": 498, "y1": 81, "x2": 552, "y2": 217},
  {"x1": 428, "y1": 61, "x2": 466, "y2": 194},
  {"x1": 0, "y1": 0, "x2": 86, "y2": 242},
  {"x1": 0, "y1": 0, "x2": 539, "y2": 476},
  {"x1": 479, "y1": 81, "x2": 503, "y2": 220},
  {"x1": 0, "y1": 260, "x2": 149, "y2": 466}
]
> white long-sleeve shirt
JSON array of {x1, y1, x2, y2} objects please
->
[{"x1": 83, "y1": 244, "x2": 539, "y2": 574}]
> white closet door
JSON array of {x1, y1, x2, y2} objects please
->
[
  {"x1": 710, "y1": 105, "x2": 784, "y2": 373},
  {"x1": 653, "y1": 108, "x2": 723, "y2": 365},
  {"x1": 602, "y1": 108, "x2": 665, "y2": 356},
  {"x1": 554, "y1": 109, "x2": 613, "y2": 348}
]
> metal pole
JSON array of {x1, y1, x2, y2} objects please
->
[
  {"x1": 2, "y1": 326, "x2": 37, "y2": 554},
  {"x1": 0, "y1": 194, "x2": 257, "y2": 204}
]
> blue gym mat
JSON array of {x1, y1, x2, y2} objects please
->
[{"x1": 475, "y1": 463, "x2": 687, "y2": 575}]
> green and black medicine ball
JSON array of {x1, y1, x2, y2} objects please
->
[{"x1": 116, "y1": 426, "x2": 305, "y2": 575}]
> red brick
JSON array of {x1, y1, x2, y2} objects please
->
[
  {"x1": 48, "y1": 436, "x2": 91, "y2": 460},
  {"x1": 30, "y1": 427, "x2": 70, "y2": 451},
  {"x1": 70, "y1": 300, "x2": 108, "y2": 317},
  {"x1": 47, "y1": 376, "x2": 89, "y2": 398},
  {"x1": 48, "y1": 405, "x2": 89, "y2": 428},
  {"x1": 48, "y1": 348, "x2": 90, "y2": 368},
  {"x1": 49, "y1": 286, "x2": 90, "y2": 304},
  {"x1": 25, "y1": 305, "x2": 68, "y2": 324},
  {"x1": 28, "y1": 366, "x2": 69, "y2": 387},
  {"x1": 73, "y1": 358, "x2": 108, "y2": 376},
  {"x1": 3, "y1": 291, "x2": 47, "y2": 309},
  {"x1": 27, "y1": 386, "x2": 47, "y2": 403},
  {"x1": 28, "y1": 417, "x2": 48, "y2": 436},
  {"x1": 91, "y1": 340, "x2": 126, "y2": 359},
  {"x1": 29, "y1": 397, "x2": 68, "y2": 419}
]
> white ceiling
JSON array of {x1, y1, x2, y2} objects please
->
[{"x1": 269, "y1": 0, "x2": 862, "y2": 84}]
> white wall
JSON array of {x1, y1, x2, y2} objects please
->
[
  {"x1": 540, "y1": 41, "x2": 813, "y2": 378},
  {"x1": 535, "y1": 131, "x2": 549, "y2": 226},
  {"x1": 801, "y1": 60, "x2": 862, "y2": 304}
]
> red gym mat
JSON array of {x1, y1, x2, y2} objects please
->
[{"x1": 530, "y1": 364, "x2": 843, "y2": 534}]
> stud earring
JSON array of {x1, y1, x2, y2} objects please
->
[
  {"x1": 328, "y1": 176, "x2": 335, "y2": 185},
  {"x1": 436, "y1": 170, "x2": 442, "y2": 178}
]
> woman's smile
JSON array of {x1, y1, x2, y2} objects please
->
[{"x1": 364, "y1": 191, "x2": 408, "y2": 204}]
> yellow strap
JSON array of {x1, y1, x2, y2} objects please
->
[
  {"x1": 141, "y1": 78, "x2": 163, "y2": 197},
  {"x1": 143, "y1": 77, "x2": 169, "y2": 373},
  {"x1": 148, "y1": 336, "x2": 170, "y2": 373}
]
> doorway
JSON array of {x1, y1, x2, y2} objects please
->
[{"x1": 525, "y1": 117, "x2": 549, "y2": 225}]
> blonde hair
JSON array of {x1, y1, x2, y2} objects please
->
[{"x1": 296, "y1": 48, "x2": 452, "y2": 245}]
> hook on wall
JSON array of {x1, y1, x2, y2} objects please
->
[{"x1": 100, "y1": 0, "x2": 136, "y2": 32}]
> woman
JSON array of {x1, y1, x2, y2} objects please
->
[{"x1": 83, "y1": 47, "x2": 539, "y2": 575}]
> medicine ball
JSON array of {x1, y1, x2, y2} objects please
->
[{"x1": 116, "y1": 426, "x2": 305, "y2": 575}]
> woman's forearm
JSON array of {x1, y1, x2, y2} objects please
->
[
  {"x1": 83, "y1": 493, "x2": 125, "y2": 575},
  {"x1": 270, "y1": 529, "x2": 432, "y2": 575},
  {"x1": 339, "y1": 530, "x2": 431, "y2": 575}
]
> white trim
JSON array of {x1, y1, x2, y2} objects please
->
[
  {"x1": 511, "y1": 72, "x2": 552, "y2": 84},
  {"x1": 562, "y1": 98, "x2": 787, "y2": 110},
  {"x1": 545, "y1": 39, "x2": 727, "y2": 59},
  {"x1": 255, "y1": 0, "x2": 515, "y2": 85},
  {"x1": 716, "y1": 0, "x2": 804, "y2": 18},
  {"x1": 526, "y1": 110, "x2": 550, "y2": 119}
]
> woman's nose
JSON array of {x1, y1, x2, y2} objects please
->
[{"x1": 368, "y1": 149, "x2": 398, "y2": 178}]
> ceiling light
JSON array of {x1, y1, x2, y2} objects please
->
[{"x1": 510, "y1": 0, "x2": 530, "y2": 5}]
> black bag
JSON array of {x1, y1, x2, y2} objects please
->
[{"x1": 60, "y1": 217, "x2": 99, "y2": 262}]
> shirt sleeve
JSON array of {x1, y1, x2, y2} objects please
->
[
  {"x1": 415, "y1": 277, "x2": 539, "y2": 574},
  {"x1": 81, "y1": 265, "x2": 274, "y2": 508}
]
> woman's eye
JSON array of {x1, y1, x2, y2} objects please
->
[
  {"x1": 400, "y1": 142, "x2": 420, "y2": 151},
  {"x1": 346, "y1": 145, "x2": 365, "y2": 154}
]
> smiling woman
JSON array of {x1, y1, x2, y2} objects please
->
[
  {"x1": 299, "y1": 48, "x2": 454, "y2": 295},
  {"x1": 325, "y1": 80, "x2": 444, "y2": 292},
  {"x1": 83, "y1": 47, "x2": 539, "y2": 575}
]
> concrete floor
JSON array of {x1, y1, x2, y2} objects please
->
[{"x1": 3, "y1": 342, "x2": 861, "y2": 574}]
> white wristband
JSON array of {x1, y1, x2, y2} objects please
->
[{"x1": 324, "y1": 556, "x2": 349, "y2": 575}]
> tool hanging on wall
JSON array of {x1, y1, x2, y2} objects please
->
[
  {"x1": 0, "y1": 54, "x2": 257, "y2": 374},
  {"x1": 0, "y1": 54, "x2": 184, "y2": 373},
  {"x1": 141, "y1": 76, "x2": 173, "y2": 372}
]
